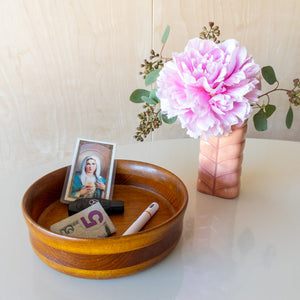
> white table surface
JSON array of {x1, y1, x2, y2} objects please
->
[{"x1": 1, "y1": 138, "x2": 299, "y2": 300}]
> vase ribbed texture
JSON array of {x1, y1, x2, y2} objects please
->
[{"x1": 197, "y1": 122, "x2": 247, "y2": 199}]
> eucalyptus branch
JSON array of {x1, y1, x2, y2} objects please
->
[
  {"x1": 258, "y1": 82, "x2": 290, "y2": 99},
  {"x1": 134, "y1": 103, "x2": 162, "y2": 142},
  {"x1": 159, "y1": 42, "x2": 166, "y2": 58},
  {"x1": 253, "y1": 69, "x2": 300, "y2": 130}
]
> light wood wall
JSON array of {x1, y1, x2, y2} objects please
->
[{"x1": 0, "y1": 0, "x2": 299, "y2": 172}]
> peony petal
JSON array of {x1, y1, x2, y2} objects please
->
[{"x1": 156, "y1": 37, "x2": 261, "y2": 138}]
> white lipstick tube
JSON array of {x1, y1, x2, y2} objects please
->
[{"x1": 122, "y1": 202, "x2": 159, "y2": 236}]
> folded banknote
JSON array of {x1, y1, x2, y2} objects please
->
[{"x1": 50, "y1": 202, "x2": 116, "y2": 238}]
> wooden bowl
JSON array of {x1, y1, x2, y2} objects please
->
[{"x1": 22, "y1": 160, "x2": 188, "y2": 279}]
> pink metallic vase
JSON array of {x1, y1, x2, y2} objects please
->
[{"x1": 197, "y1": 122, "x2": 247, "y2": 199}]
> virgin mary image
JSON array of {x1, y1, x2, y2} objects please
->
[{"x1": 71, "y1": 155, "x2": 106, "y2": 199}]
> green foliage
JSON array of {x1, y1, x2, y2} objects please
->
[
  {"x1": 130, "y1": 89, "x2": 150, "y2": 103},
  {"x1": 264, "y1": 104, "x2": 276, "y2": 118},
  {"x1": 145, "y1": 68, "x2": 162, "y2": 86},
  {"x1": 286, "y1": 106, "x2": 293, "y2": 128},
  {"x1": 261, "y1": 66, "x2": 277, "y2": 85},
  {"x1": 253, "y1": 104, "x2": 276, "y2": 131},
  {"x1": 141, "y1": 96, "x2": 157, "y2": 105},
  {"x1": 161, "y1": 25, "x2": 170, "y2": 44},
  {"x1": 162, "y1": 114, "x2": 177, "y2": 124},
  {"x1": 257, "y1": 66, "x2": 299, "y2": 132},
  {"x1": 149, "y1": 89, "x2": 160, "y2": 103},
  {"x1": 253, "y1": 109, "x2": 267, "y2": 131},
  {"x1": 140, "y1": 89, "x2": 161, "y2": 105}
]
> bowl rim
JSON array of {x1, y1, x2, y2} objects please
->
[{"x1": 22, "y1": 159, "x2": 189, "y2": 241}]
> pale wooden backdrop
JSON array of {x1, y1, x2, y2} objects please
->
[{"x1": 0, "y1": 0, "x2": 299, "y2": 172}]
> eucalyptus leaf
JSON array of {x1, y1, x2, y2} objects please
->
[
  {"x1": 149, "y1": 89, "x2": 160, "y2": 103},
  {"x1": 141, "y1": 95, "x2": 157, "y2": 105},
  {"x1": 145, "y1": 68, "x2": 162, "y2": 86},
  {"x1": 261, "y1": 66, "x2": 277, "y2": 85},
  {"x1": 265, "y1": 104, "x2": 276, "y2": 118},
  {"x1": 286, "y1": 106, "x2": 293, "y2": 129},
  {"x1": 253, "y1": 109, "x2": 267, "y2": 131},
  {"x1": 162, "y1": 114, "x2": 177, "y2": 124},
  {"x1": 161, "y1": 25, "x2": 170, "y2": 44},
  {"x1": 158, "y1": 111, "x2": 162, "y2": 121},
  {"x1": 130, "y1": 89, "x2": 150, "y2": 103}
]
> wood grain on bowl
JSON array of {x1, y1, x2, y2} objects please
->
[{"x1": 22, "y1": 160, "x2": 188, "y2": 279}]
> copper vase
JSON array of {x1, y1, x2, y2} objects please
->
[{"x1": 197, "y1": 122, "x2": 247, "y2": 199}]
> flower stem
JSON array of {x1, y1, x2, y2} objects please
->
[
  {"x1": 258, "y1": 81, "x2": 289, "y2": 99},
  {"x1": 159, "y1": 43, "x2": 166, "y2": 58}
]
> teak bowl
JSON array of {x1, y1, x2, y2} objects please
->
[{"x1": 22, "y1": 160, "x2": 188, "y2": 279}]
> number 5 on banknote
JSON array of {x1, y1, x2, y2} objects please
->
[
  {"x1": 80, "y1": 210, "x2": 104, "y2": 228},
  {"x1": 50, "y1": 202, "x2": 116, "y2": 238}
]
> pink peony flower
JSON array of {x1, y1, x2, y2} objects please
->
[{"x1": 156, "y1": 38, "x2": 261, "y2": 138}]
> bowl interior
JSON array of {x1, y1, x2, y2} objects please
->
[{"x1": 23, "y1": 159, "x2": 188, "y2": 237}]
